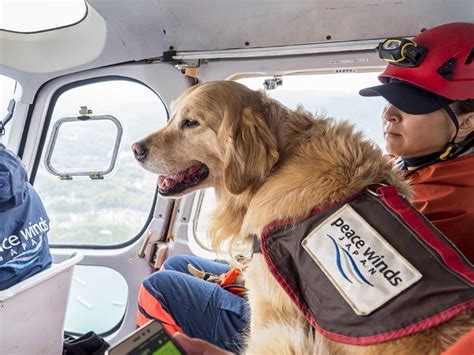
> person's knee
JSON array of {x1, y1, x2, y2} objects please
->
[
  {"x1": 142, "y1": 270, "x2": 172, "y2": 293},
  {"x1": 162, "y1": 255, "x2": 190, "y2": 272},
  {"x1": 141, "y1": 273, "x2": 156, "y2": 292}
]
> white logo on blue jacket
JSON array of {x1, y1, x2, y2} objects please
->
[{"x1": 0, "y1": 145, "x2": 52, "y2": 290}]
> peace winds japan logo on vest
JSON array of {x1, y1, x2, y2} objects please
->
[
  {"x1": 0, "y1": 217, "x2": 49, "y2": 266},
  {"x1": 302, "y1": 205, "x2": 422, "y2": 316}
]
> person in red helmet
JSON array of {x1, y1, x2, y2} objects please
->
[
  {"x1": 360, "y1": 22, "x2": 474, "y2": 264},
  {"x1": 359, "y1": 23, "x2": 474, "y2": 355}
]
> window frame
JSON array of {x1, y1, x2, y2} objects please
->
[
  {"x1": 0, "y1": 75, "x2": 18, "y2": 146},
  {"x1": 44, "y1": 114, "x2": 124, "y2": 179},
  {"x1": 30, "y1": 75, "x2": 167, "y2": 249},
  {"x1": 192, "y1": 189, "x2": 217, "y2": 253}
]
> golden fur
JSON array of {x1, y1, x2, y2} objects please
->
[{"x1": 136, "y1": 81, "x2": 473, "y2": 354}]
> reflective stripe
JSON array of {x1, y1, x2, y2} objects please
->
[
  {"x1": 378, "y1": 185, "x2": 474, "y2": 282},
  {"x1": 136, "y1": 309, "x2": 151, "y2": 327},
  {"x1": 136, "y1": 284, "x2": 183, "y2": 335}
]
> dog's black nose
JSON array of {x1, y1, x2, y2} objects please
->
[{"x1": 132, "y1": 142, "x2": 148, "y2": 161}]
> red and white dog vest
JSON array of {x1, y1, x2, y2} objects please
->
[{"x1": 256, "y1": 185, "x2": 474, "y2": 345}]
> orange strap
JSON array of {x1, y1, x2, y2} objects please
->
[
  {"x1": 136, "y1": 284, "x2": 184, "y2": 335},
  {"x1": 219, "y1": 267, "x2": 246, "y2": 297},
  {"x1": 442, "y1": 328, "x2": 474, "y2": 355},
  {"x1": 219, "y1": 267, "x2": 242, "y2": 287}
]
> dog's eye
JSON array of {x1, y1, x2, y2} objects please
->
[{"x1": 182, "y1": 118, "x2": 200, "y2": 128}]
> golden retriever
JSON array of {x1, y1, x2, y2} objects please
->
[{"x1": 133, "y1": 80, "x2": 473, "y2": 354}]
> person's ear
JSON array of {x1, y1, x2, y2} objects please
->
[{"x1": 456, "y1": 112, "x2": 474, "y2": 142}]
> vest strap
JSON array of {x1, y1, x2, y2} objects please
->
[{"x1": 252, "y1": 234, "x2": 261, "y2": 254}]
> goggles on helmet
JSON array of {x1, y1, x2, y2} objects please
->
[{"x1": 377, "y1": 38, "x2": 427, "y2": 67}]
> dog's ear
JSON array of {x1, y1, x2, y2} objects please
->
[{"x1": 221, "y1": 107, "x2": 279, "y2": 195}]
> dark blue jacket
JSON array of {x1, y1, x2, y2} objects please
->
[{"x1": 0, "y1": 145, "x2": 52, "y2": 290}]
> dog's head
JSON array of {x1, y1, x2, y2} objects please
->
[{"x1": 132, "y1": 81, "x2": 280, "y2": 197}]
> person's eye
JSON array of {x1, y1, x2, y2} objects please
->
[{"x1": 182, "y1": 118, "x2": 200, "y2": 128}]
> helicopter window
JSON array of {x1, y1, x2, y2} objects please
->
[
  {"x1": 0, "y1": 0, "x2": 87, "y2": 33},
  {"x1": 34, "y1": 79, "x2": 167, "y2": 246},
  {"x1": 239, "y1": 72, "x2": 386, "y2": 148},
  {"x1": 64, "y1": 265, "x2": 128, "y2": 335},
  {"x1": 190, "y1": 188, "x2": 219, "y2": 259},
  {"x1": 191, "y1": 72, "x2": 386, "y2": 258}
]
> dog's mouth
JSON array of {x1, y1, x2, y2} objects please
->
[{"x1": 157, "y1": 163, "x2": 209, "y2": 196}]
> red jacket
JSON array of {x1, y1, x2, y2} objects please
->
[{"x1": 405, "y1": 153, "x2": 474, "y2": 263}]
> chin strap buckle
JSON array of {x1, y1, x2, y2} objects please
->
[{"x1": 439, "y1": 144, "x2": 455, "y2": 160}]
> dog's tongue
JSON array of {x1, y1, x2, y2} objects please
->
[
  {"x1": 158, "y1": 174, "x2": 182, "y2": 190},
  {"x1": 158, "y1": 163, "x2": 203, "y2": 190}
]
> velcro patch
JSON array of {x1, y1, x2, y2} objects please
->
[{"x1": 302, "y1": 204, "x2": 422, "y2": 316}]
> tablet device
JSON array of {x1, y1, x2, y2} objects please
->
[{"x1": 106, "y1": 320, "x2": 186, "y2": 355}]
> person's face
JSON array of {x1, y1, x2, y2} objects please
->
[{"x1": 382, "y1": 104, "x2": 455, "y2": 158}]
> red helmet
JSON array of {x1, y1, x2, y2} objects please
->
[{"x1": 379, "y1": 22, "x2": 474, "y2": 101}]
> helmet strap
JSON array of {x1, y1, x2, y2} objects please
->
[
  {"x1": 438, "y1": 98, "x2": 460, "y2": 160},
  {"x1": 400, "y1": 151, "x2": 444, "y2": 169},
  {"x1": 400, "y1": 132, "x2": 473, "y2": 173},
  {"x1": 400, "y1": 102, "x2": 473, "y2": 171}
]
